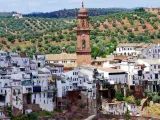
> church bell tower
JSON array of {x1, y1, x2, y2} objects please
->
[{"x1": 76, "y1": 2, "x2": 91, "y2": 66}]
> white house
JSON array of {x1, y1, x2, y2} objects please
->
[{"x1": 102, "y1": 101, "x2": 137, "y2": 116}]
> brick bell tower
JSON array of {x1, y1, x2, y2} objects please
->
[{"x1": 76, "y1": 2, "x2": 91, "y2": 66}]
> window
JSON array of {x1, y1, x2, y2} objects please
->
[
  {"x1": 82, "y1": 40, "x2": 86, "y2": 49},
  {"x1": 155, "y1": 74, "x2": 158, "y2": 79},
  {"x1": 154, "y1": 65, "x2": 156, "y2": 69},
  {"x1": 133, "y1": 81, "x2": 135, "y2": 84},
  {"x1": 82, "y1": 19, "x2": 85, "y2": 27}
]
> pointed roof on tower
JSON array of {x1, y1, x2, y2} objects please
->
[{"x1": 78, "y1": 1, "x2": 88, "y2": 13}]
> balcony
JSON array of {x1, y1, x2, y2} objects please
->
[{"x1": 22, "y1": 80, "x2": 33, "y2": 86}]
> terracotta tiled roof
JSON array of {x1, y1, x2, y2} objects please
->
[
  {"x1": 63, "y1": 63, "x2": 77, "y2": 68},
  {"x1": 98, "y1": 67, "x2": 125, "y2": 73},
  {"x1": 46, "y1": 53, "x2": 77, "y2": 61},
  {"x1": 117, "y1": 43, "x2": 140, "y2": 47},
  {"x1": 114, "y1": 56, "x2": 128, "y2": 60},
  {"x1": 13, "y1": 80, "x2": 21, "y2": 82},
  {"x1": 92, "y1": 58, "x2": 107, "y2": 62}
]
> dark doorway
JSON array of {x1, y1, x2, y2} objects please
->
[
  {"x1": 38, "y1": 63, "x2": 40, "y2": 68},
  {"x1": 33, "y1": 99, "x2": 36, "y2": 104},
  {"x1": 27, "y1": 94, "x2": 31, "y2": 104}
]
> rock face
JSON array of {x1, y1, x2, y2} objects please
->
[{"x1": 141, "y1": 97, "x2": 148, "y2": 111}]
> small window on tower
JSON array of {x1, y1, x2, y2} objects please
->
[
  {"x1": 82, "y1": 19, "x2": 85, "y2": 27},
  {"x1": 82, "y1": 40, "x2": 86, "y2": 49}
]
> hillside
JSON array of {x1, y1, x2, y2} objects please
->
[
  {"x1": 0, "y1": 9, "x2": 160, "y2": 58},
  {"x1": 24, "y1": 8, "x2": 131, "y2": 18}
]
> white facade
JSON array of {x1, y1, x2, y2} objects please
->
[
  {"x1": 0, "y1": 51, "x2": 57, "y2": 114},
  {"x1": 116, "y1": 46, "x2": 136, "y2": 56},
  {"x1": 140, "y1": 44, "x2": 160, "y2": 59},
  {"x1": 102, "y1": 101, "x2": 137, "y2": 115}
]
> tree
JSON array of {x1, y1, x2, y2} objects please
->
[
  {"x1": 58, "y1": 34, "x2": 64, "y2": 39},
  {"x1": 125, "y1": 108, "x2": 131, "y2": 120},
  {"x1": 67, "y1": 46, "x2": 75, "y2": 53},
  {"x1": 115, "y1": 92, "x2": 124, "y2": 101},
  {"x1": 7, "y1": 34, "x2": 15, "y2": 41},
  {"x1": 38, "y1": 42, "x2": 42, "y2": 47},
  {"x1": 7, "y1": 106, "x2": 14, "y2": 119},
  {"x1": 31, "y1": 39, "x2": 36, "y2": 43},
  {"x1": 104, "y1": 24, "x2": 108, "y2": 29},
  {"x1": 142, "y1": 24, "x2": 146, "y2": 29}
]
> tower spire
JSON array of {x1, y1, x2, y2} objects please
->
[{"x1": 82, "y1": 1, "x2": 84, "y2": 8}]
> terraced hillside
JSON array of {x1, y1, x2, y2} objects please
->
[{"x1": 0, "y1": 9, "x2": 160, "y2": 58}]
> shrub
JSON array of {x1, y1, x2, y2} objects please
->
[
  {"x1": 142, "y1": 24, "x2": 146, "y2": 29},
  {"x1": 115, "y1": 92, "x2": 124, "y2": 101},
  {"x1": 134, "y1": 27, "x2": 138, "y2": 31},
  {"x1": 55, "y1": 108, "x2": 62, "y2": 113},
  {"x1": 31, "y1": 39, "x2": 36, "y2": 43},
  {"x1": 147, "y1": 92, "x2": 158, "y2": 101},
  {"x1": 112, "y1": 23, "x2": 116, "y2": 27},
  {"x1": 153, "y1": 24, "x2": 158, "y2": 29},
  {"x1": 79, "y1": 103, "x2": 86, "y2": 109},
  {"x1": 152, "y1": 95, "x2": 160, "y2": 103},
  {"x1": 28, "y1": 112, "x2": 38, "y2": 120},
  {"x1": 124, "y1": 26, "x2": 127, "y2": 30},
  {"x1": 38, "y1": 42, "x2": 42, "y2": 47},
  {"x1": 104, "y1": 24, "x2": 108, "y2": 29},
  {"x1": 135, "y1": 99, "x2": 141, "y2": 106},
  {"x1": 124, "y1": 96, "x2": 135, "y2": 104}
]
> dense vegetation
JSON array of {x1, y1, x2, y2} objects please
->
[
  {"x1": 0, "y1": 9, "x2": 160, "y2": 58},
  {"x1": 0, "y1": 12, "x2": 17, "y2": 18},
  {"x1": 24, "y1": 8, "x2": 131, "y2": 18}
]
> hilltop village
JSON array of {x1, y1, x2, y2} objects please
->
[{"x1": 0, "y1": 3, "x2": 159, "y2": 120}]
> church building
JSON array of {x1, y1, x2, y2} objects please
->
[{"x1": 46, "y1": 2, "x2": 91, "y2": 68}]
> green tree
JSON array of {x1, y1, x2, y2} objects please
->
[
  {"x1": 7, "y1": 106, "x2": 14, "y2": 119},
  {"x1": 125, "y1": 108, "x2": 131, "y2": 120},
  {"x1": 7, "y1": 34, "x2": 15, "y2": 41},
  {"x1": 51, "y1": 35, "x2": 56, "y2": 41},
  {"x1": 38, "y1": 42, "x2": 42, "y2": 47}
]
